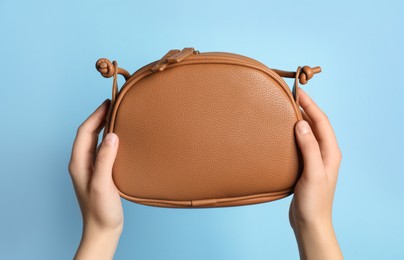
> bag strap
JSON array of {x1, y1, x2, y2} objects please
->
[
  {"x1": 148, "y1": 48, "x2": 321, "y2": 104},
  {"x1": 272, "y1": 66, "x2": 321, "y2": 85},
  {"x1": 96, "y1": 58, "x2": 131, "y2": 105},
  {"x1": 95, "y1": 58, "x2": 131, "y2": 139},
  {"x1": 95, "y1": 53, "x2": 321, "y2": 107},
  {"x1": 285, "y1": 65, "x2": 322, "y2": 105}
]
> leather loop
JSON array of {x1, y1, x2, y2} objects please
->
[
  {"x1": 272, "y1": 65, "x2": 321, "y2": 85},
  {"x1": 96, "y1": 58, "x2": 131, "y2": 139},
  {"x1": 275, "y1": 65, "x2": 321, "y2": 103},
  {"x1": 96, "y1": 58, "x2": 131, "y2": 105},
  {"x1": 112, "y1": 61, "x2": 118, "y2": 105},
  {"x1": 293, "y1": 66, "x2": 302, "y2": 106}
]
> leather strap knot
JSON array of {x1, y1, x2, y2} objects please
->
[
  {"x1": 96, "y1": 58, "x2": 115, "y2": 78},
  {"x1": 95, "y1": 58, "x2": 131, "y2": 106},
  {"x1": 96, "y1": 58, "x2": 131, "y2": 79},
  {"x1": 298, "y1": 65, "x2": 322, "y2": 85}
]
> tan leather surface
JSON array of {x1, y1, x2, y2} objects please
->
[{"x1": 96, "y1": 48, "x2": 321, "y2": 208}]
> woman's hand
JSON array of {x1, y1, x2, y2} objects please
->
[
  {"x1": 68, "y1": 99, "x2": 122, "y2": 260},
  {"x1": 290, "y1": 89, "x2": 343, "y2": 260}
]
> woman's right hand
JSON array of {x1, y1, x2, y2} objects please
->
[{"x1": 289, "y1": 88, "x2": 343, "y2": 260}]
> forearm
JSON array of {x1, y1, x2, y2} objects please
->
[
  {"x1": 293, "y1": 220, "x2": 343, "y2": 260},
  {"x1": 74, "y1": 225, "x2": 121, "y2": 260}
]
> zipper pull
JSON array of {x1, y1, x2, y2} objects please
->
[
  {"x1": 167, "y1": 47, "x2": 196, "y2": 63},
  {"x1": 151, "y1": 48, "x2": 199, "y2": 72},
  {"x1": 151, "y1": 49, "x2": 180, "y2": 72}
]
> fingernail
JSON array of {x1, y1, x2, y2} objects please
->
[
  {"x1": 297, "y1": 120, "x2": 310, "y2": 135},
  {"x1": 97, "y1": 99, "x2": 109, "y2": 110},
  {"x1": 105, "y1": 133, "x2": 117, "y2": 145}
]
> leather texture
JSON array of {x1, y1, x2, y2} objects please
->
[{"x1": 95, "y1": 47, "x2": 321, "y2": 208}]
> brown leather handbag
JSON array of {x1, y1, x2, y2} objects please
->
[{"x1": 95, "y1": 47, "x2": 321, "y2": 208}]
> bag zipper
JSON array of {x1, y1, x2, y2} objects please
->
[{"x1": 151, "y1": 47, "x2": 199, "y2": 72}]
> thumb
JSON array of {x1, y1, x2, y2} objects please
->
[
  {"x1": 92, "y1": 133, "x2": 119, "y2": 184},
  {"x1": 295, "y1": 120, "x2": 324, "y2": 177}
]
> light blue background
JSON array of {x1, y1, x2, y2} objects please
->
[{"x1": 1, "y1": 0, "x2": 403, "y2": 259}]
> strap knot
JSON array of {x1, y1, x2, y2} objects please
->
[
  {"x1": 96, "y1": 58, "x2": 116, "y2": 78},
  {"x1": 298, "y1": 66, "x2": 322, "y2": 85}
]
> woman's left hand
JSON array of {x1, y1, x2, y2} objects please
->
[{"x1": 68, "y1": 99, "x2": 123, "y2": 260}]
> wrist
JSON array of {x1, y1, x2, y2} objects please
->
[
  {"x1": 293, "y1": 218, "x2": 334, "y2": 240},
  {"x1": 83, "y1": 219, "x2": 123, "y2": 237},
  {"x1": 74, "y1": 223, "x2": 122, "y2": 260},
  {"x1": 292, "y1": 216, "x2": 333, "y2": 234},
  {"x1": 292, "y1": 219, "x2": 343, "y2": 260}
]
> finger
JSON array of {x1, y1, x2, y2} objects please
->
[
  {"x1": 298, "y1": 89, "x2": 341, "y2": 168},
  {"x1": 295, "y1": 120, "x2": 324, "y2": 179},
  {"x1": 69, "y1": 99, "x2": 110, "y2": 187},
  {"x1": 92, "y1": 133, "x2": 119, "y2": 188},
  {"x1": 300, "y1": 108, "x2": 313, "y2": 125}
]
